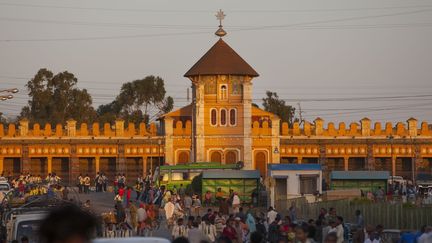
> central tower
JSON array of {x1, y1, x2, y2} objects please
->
[{"x1": 183, "y1": 10, "x2": 259, "y2": 168}]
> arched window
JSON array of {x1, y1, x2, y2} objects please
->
[
  {"x1": 220, "y1": 109, "x2": 227, "y2": 126},
  {"x1": 210, "y1": 151, "x2": 222, "y2": 163},
  {"x1": 225, "y1": 151, "x2": 237, "y2": 164},
  {"x1": 220, "y1": 85, "x2": 227, "y2": 100},
  {"x1": 229, "y1": 109, "x2": 236, "y2": 126},
  {"x1": 210, "y1": 109, "x2": 217, "y2": 126},
  {"x1": 177, "y1": 151, "x2": 189, "y2": 164}
]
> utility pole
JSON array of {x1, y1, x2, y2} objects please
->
[{"x1": 297, "y1": 102, "x2": 305, "y2": 125}]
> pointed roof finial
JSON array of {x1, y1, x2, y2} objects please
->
[{"x1": 215, "y1": 9, "x2": 227, "y2": 37}]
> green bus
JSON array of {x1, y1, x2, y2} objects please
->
[{"x1": 158, "y1": 162, "x2": 241, "y2": 190}]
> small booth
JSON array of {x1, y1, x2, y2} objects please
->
[
  {"x1": 268, "y1": 164, "x2": 322, "y2": 206},
  {"x1": 201, "y1": 170, "x2": 260, "y2": 204},
  {"x1": 330, "y1": 171, "x2": 389, "y2": 193}
]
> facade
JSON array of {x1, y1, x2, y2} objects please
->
[{"x1": 1, "y1": 29, "x2": 432, "y2": 185}]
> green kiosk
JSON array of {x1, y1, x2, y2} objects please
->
[
  {"x1": 201, "y1": 170, "x2": 260, "y2": 204},
  {"x1": 330, "y1": 171, "x2": 390, "y2": 193}
]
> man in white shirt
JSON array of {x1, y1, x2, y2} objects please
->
[
  {"x1": 165, "y1": 198, "x2": 175, "y2": 224},
  {"x1": 267, "y1": 206, "x2": 278, "y2": 224},
  {"x1": 328, "y1": 217, "x2": 344, "y2": 243},
  {"x1": 201, "y1": 219, "x2": 217, "y2": 242},
  {"x1": 172, "y1": 218, "x2": 188, "y2": 239},
  {"x1": 418, "y1": 226, "x2": 432, "y2": 243}
]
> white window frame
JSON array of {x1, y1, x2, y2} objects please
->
[
  {"x1": 229, "y1": 108, "x2": 237, "y2": 127},
  {"x1": 220, "y1": 108, "x2": 227, "y2": 126},
  {"x1": 219, "y1": 84, "x2": 228, "y2": 100},
  {"x1": 210, "y1": 108, "x2": 218, "y2": 126}
]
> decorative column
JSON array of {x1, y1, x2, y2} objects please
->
[
  {"x1": 367, "y1": 143, "x2": 375, "y2": 170},
  {"x1": 271, "y1": 117, "x2": 281, "y2": 164},
  {"x1": 344, "y1": 157, "x2": 349, "y2": 171},
  {"x1": 0, "y1": 157, "x2": 3, "y2": 174},
  {"x1": 21, "y1": 144, "x2": 30, "y2": 174},
  {"x1": 70, "y1": 145, "x2": 80, "y2": 182},
  {"x1": 243, "y1": 81, "x2": 253, "y2": 169},
  {"x1": 117, "y1": 144, "x2": 126, "y2": 174},
  {"x1": 47, "y1": 156, "x2": 52, "y2": 173},
  {"x1": 142, "y1": 156, "x2": 147, "y2": 176},
  {"x1": 391, "y1": 156, "x2": 396, "y2": 176},
  {"x1": 95, "y1": 156, "x2": 100, "y2": 173},
  {"x1": 194, "y1": 82, "x2": 206, "y2": 162}
]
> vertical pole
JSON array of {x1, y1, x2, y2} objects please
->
[
  {"x1": 95, "y1": 156, "x2": 100, "y2": 173},
  {"x1": 47, "y1": 156, "x2": 52, "y2": 174},
  {"x1": 0, "y1": 157, "x2": 3, "y2": 175},
  {"x1": 142, "y1": 156, "x2": 147, "y2": 176},
  {"x1": 344, "y1": 157, "x2": 349, "y2": 171}
]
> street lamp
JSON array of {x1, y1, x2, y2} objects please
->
[{"x1": 0, "y1": 88, "x2": 19, "y2": 101}]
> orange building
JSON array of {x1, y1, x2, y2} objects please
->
[{"x1": 0, "y1": 21, "x2": 431, "y2": 184}]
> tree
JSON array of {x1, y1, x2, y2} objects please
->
[
  {"x1": 262, "y1": 91, "x2": 297, "y2": 126},
  {"x1": 97, "y1": 75, "x2": 173, "y2": 125},
  {"x1": 20, "y1": 68, "x2": 97, "y2": 125}
]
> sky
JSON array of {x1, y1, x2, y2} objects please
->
[{"x1": 1, "y1": 0, "x2": 432, "y2": 125}]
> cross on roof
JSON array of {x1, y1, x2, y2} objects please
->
[{"x1": 215, "y1": 9, "x2": 226, "y2": 27}]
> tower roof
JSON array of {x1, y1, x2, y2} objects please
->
[{"x1": 184, "y1": 38, "x2": 259, "y2": 77}]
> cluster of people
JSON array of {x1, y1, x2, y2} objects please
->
[{"x1": 2, "y1": 172, "x2": 61, "y2": 188}]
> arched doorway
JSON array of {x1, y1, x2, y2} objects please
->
[
  {"x1": 225, "y1": 151, "x2": 237, "y2": 164},
  {"x1": 210, "y1": 151, "x2": 222, "y2": 163},
  {"x1": 255, "y1": 151, "x2": 267, "y2": 177},
  {"x1": 177, "y1": 151, "x2": 189, "y2": 164}
]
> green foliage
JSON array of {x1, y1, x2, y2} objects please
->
[
  {"x1": 262, "y1": 91, "x2": 297, "y2": 126},
  {"x1": 20, "y1": 68, "x2": 97, "y2": 125},
  {"x1": 97, "y1": 75, "x2": 173, "y2": 125}
]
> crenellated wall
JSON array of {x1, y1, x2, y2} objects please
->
[
  {"x1": 0, "y1": 119, "x2": 158, "y2": 138},
  {"x1": 280, "y1": 117, "x2": 428, "y2": 137}
]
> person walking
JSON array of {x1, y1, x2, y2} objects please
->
[
  {"x1": 84, "y1": 174, "x2": 91, "y2": 194},
  {"x1": 232, "y1": 192, "x2": 241, "y2": 214}
]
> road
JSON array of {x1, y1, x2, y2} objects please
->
[{"x1": 75, "y1": 189, "x2": 172, "y2": 240}]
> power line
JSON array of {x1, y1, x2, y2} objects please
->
[{"x1": 1, "y1": 8, "x2": 431, "y2": 42}]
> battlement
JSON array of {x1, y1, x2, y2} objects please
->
[
  {"x1": 280, "y1": 117, "x2": 428, "y2": 137},
  {"x1": 0, "y1": 119, "x2": 158, "y2": 138}
]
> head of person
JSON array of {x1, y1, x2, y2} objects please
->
[
  {"x1": 38, "y1": 205, "x2": 98, "y2": 243},
  {"x1": 329, "y1": 207, "x2": 336, "y2": 216},
  {"x1": 329, "y1": 219, "x2": 337, "y2": 228},
  {"x1": 376, "y1": 224, "x2": 384, "y2": 234},
  {"x1": 324, "y1": 232, "x2": 338, "y2": 243},
  {"x1": 177, "y1": 218, "x2": 184, "y2": 226},
  {"x1": 295, "y1": 223, "x2": 310, "y2": 242},
  {"x1": 320, "y1": 208, "x2": 327, "y2": 214},
  {"x1": 172, "y1": 237, "x2": 189, "y2": 243},
  {"x1": 250, "y1": 231, "x2": 264, "y2": 243},
  {"x1": 336, "y1": 216, "x2": 343, "y2": 225},
  {"x1": 355, "y1": 209, "x2": 361, "y2": 216},
  {"x1": 268, "y1": 206, "x2": 274, "y2": 212},
  {"x1": 21, "y1": 236, "x2": 29, "y2": 243}
]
